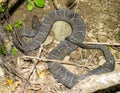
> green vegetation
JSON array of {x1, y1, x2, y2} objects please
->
[
  {"x1": 6, "y1": 20, "x2": 23, "y2": 31},
  {"x1": 34, "y1": 0, "x2": 45, "y2": 8},
  {"x1": 15, "y1": 20, "x2": 22, "y2": 28},
  {"x1": 26, "y1": 0, "x2": 45, "y2": 11},
  {"x1": 116, "y1": 32, "x2": 120, "y2": 41},
  {"x1": 0, "y1": 3, "x2": 6, "y2": 12},
  {"x1": 27, "y1": 0, "x2": 35, "y2": 11},
  {"x1": 0, "y1": 44, "x2": 17, "y2": 55},
  {"x1": 0, "y1": 0, "x2": 44, "y2": 55},
  {"x1": 0, "y1": 44, "x2": 7, "y2": 55},
  {"x1": 11, "y1": 47, "x2": 17, "y2": 55},
  {"x1": 6, "y1": 24, "x2": 13, "y2": 31}
]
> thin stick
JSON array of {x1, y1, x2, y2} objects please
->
[
  {"x1": 83, "y1": 42, "x2": 120, "y2": 46},
  {"x1": 67, "y1": 0, "x2": 79, "y2": 9},
  {"x1": 116, "y1": 62, "x2": 120, "y2": 63},
  {"x1": 21, "y1": 56, "x2": 75, "y2": 65},
  {"x1": 85, "y1": 51, "x2": 98, "y2": 70},
  {"x1": 36, "y1": 44, "x2": 43, "y2": 58},
  {"x1": 23, "y1": 45, "x2": 43, "y2": 93},
  {"x1": 52, "y1": 0, "x2": 78, "y2": 9},
  {"x1": 115, "y1": 59, "x2": 120, "y2": 63}
]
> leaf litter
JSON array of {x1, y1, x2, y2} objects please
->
[{"x1": 0, "y1": 0, "x2": 119, "y2": 93}]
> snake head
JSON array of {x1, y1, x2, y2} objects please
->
[{"x1": 32, "y1": 15, "x2": 40, "y2": 31}]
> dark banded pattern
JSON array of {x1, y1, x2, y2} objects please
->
[{"x1": 13, "y1": 9, "x2": 115, "y2": 88}]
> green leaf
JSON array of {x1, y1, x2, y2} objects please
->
[
  {"x1": 0, "y1": 44, "x2": 7, "y2": 55},
  {"x1": 11, "y1": 47, "x2": 17, "y2": 55},
  {"x1": 26, "y1": 0, "x2": 32, "y2": 3},
  {"x1": 27, "y1": 2, "x2": 35, "y2": 11},
  {"x1": 6, "y1": 24, "x2": 13, "y2": 31},
  {"x1": 34, "y1": 0, "x2": 45, "y2": 8},
  {"x1": 15, "y1": 20, "x2": 22, "y2": 28},
  {"x1": 117, "y1": 33, "x2": 120, "y2": 41},
  {"x1": 0, "y1": 3, "x2": 6, "y2": 12}
]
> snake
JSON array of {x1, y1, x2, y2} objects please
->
[{"x1": 13, "y1": 9, "x2": 115, "y2": 88}]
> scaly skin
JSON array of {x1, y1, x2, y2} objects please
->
[{"x1": 13, "y1": 9, "x2": 115, "y2": 88}]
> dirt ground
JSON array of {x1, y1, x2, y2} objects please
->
[{"x1": 0, "y1": 0, "x2": 120, "y2": 93}]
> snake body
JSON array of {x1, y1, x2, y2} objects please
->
[{"x1": 13, "y1": 9, "x2": 115, "y2": 88}]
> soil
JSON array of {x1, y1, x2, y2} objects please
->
[{"x1": 0, "y1": 0, "x2": 120, "y2": 93}]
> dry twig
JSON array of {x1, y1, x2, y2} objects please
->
[
  {"x1": 22, "y1": 44, "x2": 44, "y2": 93},
  {"x1": 21, "y1": 56, "x2": 75, "y2": 65},
  {"x1": 19, "y1": 42, "x2": 120, "y2": 93},
  {"x1": 52, "y1": 0, "x2": 79, "y2": 9},
  {"x1": 83, "y1": 41, "x2": 120, "y2": 46}
]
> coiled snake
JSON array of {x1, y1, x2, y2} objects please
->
[{"x1": 13, "y1": 9, "x2": 115, "y2": 88}]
